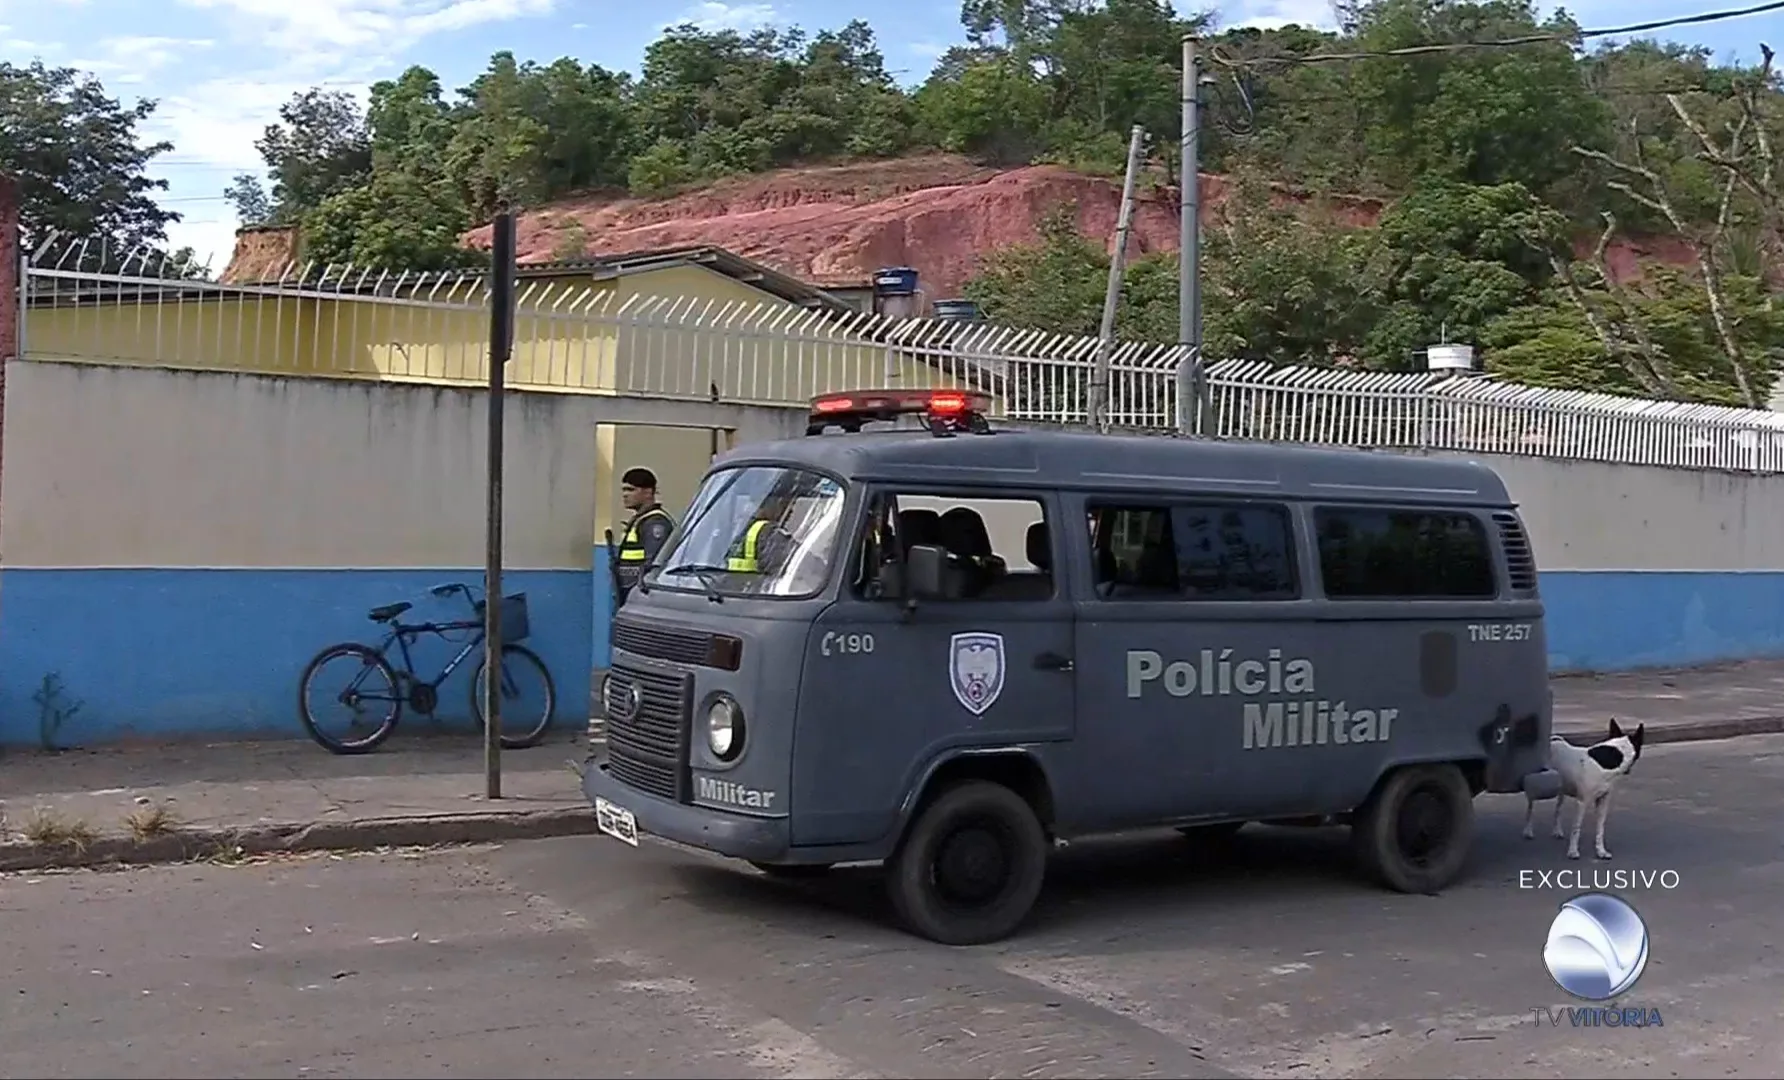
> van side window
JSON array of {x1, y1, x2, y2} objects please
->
[
  {"x1": 1089, "y1": 502, "x2": 1297, "y2": 600},
  {"x1": 1174, "y1": 503, "x2": 1298, "y2": 599},
  {"x1": 1315, "y1": 507, "x2": 1496, "y2": 599},
  {"x1": 1088, "y1": 505, "x2": 1178, "y2": 598},
  {"x1": 861, "y1": 494, "x2": 1053, "y2": 601}
]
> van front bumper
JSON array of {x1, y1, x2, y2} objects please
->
[{"x1": 580, "y1": 750, "x2": 790, "y2": 863}]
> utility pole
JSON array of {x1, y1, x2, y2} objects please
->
[
  {"x1": 1091, "y1": 124, "x2": 1147, "y2": 434},
  {"x1": 483, "y1": 211, "x2": 517, "y2": 800},
  {"x1": 1177, "y1": 34, "x2": 1208, "y2": 436}
]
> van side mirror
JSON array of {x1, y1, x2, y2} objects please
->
[{"x1": 906, "y1": 544, "x2": 948, "y2": 599}]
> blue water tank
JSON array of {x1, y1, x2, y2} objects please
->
[
  {"x1": 874, "y1": 267, "x2": 919, "y2": 297},
  {"x1": 932, "y1": 299, "x2": 981, "y2": 322}
]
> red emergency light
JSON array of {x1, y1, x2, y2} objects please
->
[{"x1": 806, "y1": 388, "x2": 993, "y2": 436}]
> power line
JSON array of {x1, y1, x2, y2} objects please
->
[{"x1": 1211, "y1": 0, "x2": 1784, "y2": 68}]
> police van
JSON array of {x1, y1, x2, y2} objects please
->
[{"x1": 583, "y1": 388, "x2": 1562, "y2": 946}]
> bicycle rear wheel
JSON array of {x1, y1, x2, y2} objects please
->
[
  {"x1": 299, "y1": 643, "x2": 403, "y2": 754},
  {"x1": 470, "y1": 643, "x2": 557, "y2": 749}
]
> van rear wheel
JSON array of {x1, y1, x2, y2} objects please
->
[
  {"x1": 886, "y1": 780, "x2": 1048, "y2": 946},
  {"x1": 1351, "y1": 763, "x2": 1474, "y2": 894}
]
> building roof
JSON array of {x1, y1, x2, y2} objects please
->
[{"x1": 514, "y1": 245, "x2": 858, "y2": 313}]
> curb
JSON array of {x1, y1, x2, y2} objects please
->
[
  {"x1": 0, "y1": 805, "x2": 597, "y2": 874},
  {"x1": 1555, "y1": 714, "x2": 1784, "y2": 747}
]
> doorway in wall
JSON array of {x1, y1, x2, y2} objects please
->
[{"x1": 591, "y1": 420, "x2": 736, "y2": 703}]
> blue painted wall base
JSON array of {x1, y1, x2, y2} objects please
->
[
  {"x1": 4, "y1": 564, "x2": 1781, "y2": 745},
  {"x1": 0, "y1": 568, "x2": 592, "y2": 747},
  {"x1": 1541, "y1": 570, "x2": 1784, "y2": 672}
]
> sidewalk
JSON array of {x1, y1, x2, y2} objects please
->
[
  {"x1": 1551, "y1": 657, "x2": 1784, "y2": 744},
  {"x1": 0, "y1": 730, "x2": 597, "y2": 873},
  {"x1": 3, "y1": 660, "x2": 1782, "y2": 872}
]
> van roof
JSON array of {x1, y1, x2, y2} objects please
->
[{"x1": 714, "y1": 428, "x2": 1515, "y2": 507}]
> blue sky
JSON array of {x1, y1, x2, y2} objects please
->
[{"x1": 2, "y1": 0, "x2": 1777, "y2": 269}]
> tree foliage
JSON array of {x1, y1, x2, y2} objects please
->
[
  {"x1": 7, "y1": 0, "x2": 1780, "y2": 401},
  {"x1": 0, "y1": 60, "x2": 186, "y2": 265}
]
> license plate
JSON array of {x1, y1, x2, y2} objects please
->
[{"x1": 594, "y1": 797, "x2": 639, "y2": 847}]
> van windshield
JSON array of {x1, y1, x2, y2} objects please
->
[{"x1": 644, "y1": 465, "x2": 847, "y2": 598}]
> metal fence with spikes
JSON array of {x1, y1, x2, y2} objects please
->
[
  {"x1": 1202, "y1": 359, "x2": 1784, "y2": 472},
  {"x1": 21, "y1": 242, "x2": 1784, "y2": 472},
  {"x1": 19, "y1": 243, "x2": 1193, "y2": 427}
]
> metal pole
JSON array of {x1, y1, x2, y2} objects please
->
[
  {"x1": 1092, "y1": 124, "x2": 1147, "y2": 434},
  {"x1": 1177, "y1": 34, "x2": 1207, "y2": 436},
  {"x1": 484, "y1": 211, "x2": 517, "y2": 800}
]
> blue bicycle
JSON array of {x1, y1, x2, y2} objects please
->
[{"x1": 297, "y1": 582, "x2": 557, "y2": 754}]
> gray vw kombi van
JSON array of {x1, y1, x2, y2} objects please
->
[{"x1": 583, "y1": 389, "x2": 1561, "y2": 945}]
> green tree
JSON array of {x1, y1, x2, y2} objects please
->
[
  {"x1": 1347, "y1": 0, "x2": 1612, "y2": 201},
  {"x1": 302, "y1": 170, "x2": 482, "y2": 271},
  {"x1": 0, "y1": 61, "x2": 179, "y2": 253},
  {"x1": 914, "y1": 52, "x2": 1053, "y2": 165},
  {"x1": 253, "y1": 89, "x2": 374, "y2": 222}
]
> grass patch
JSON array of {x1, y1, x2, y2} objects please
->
[
  {"x1": 124, "y1": 803, "x2": 181, "y2": 840},
  {"x1": 21, "y1": 808, "x2": 98, "y2": 851}
]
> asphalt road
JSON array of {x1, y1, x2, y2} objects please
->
[{"x1": 3, "y1": 734, "x2": 1782, "y2": 1079}]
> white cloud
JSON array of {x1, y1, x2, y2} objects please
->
[
  {"x1": 677, "y1": 2, "x2": 779, "y2": 32},
  {"x1": 137, "y1": 0, "x2": 557, "y2": 267},
  {"x1": 68, "y1": 36, "x2": 215, "y2": 84},
  {"x1": 1218, "y1": 0, "x2": 1342, "y2": 31},
  {"x1": 175, "y1": 0, "x2": 553, "y2": 56}
]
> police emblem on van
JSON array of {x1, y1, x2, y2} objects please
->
[{"x1": 950, "y1": 632, "x2": 1006, "y2": 716}]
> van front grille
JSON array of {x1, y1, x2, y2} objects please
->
[
  {"x1": 603, "y1": 661, "x2": 691, "y2": 802},
  {"x1": 613, "y1": 617, "x2": 715, "y2": 666}
]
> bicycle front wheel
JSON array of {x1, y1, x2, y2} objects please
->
[
  {"x1": 470, "y1": 643, "x2": 558, "y2": 749},
  {"x1": 299, "y1": 643, "x2": 403, "y2": 754}
]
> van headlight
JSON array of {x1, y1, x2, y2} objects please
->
[{"x1": 706, "y1": 695, "x2": 744, "y2": 760}]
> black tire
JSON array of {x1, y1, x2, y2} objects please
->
[
  {"x1": 298, "y1": 643, "x2": 403, "y2": 755},
  {"x1": 470, "y1": 643, "x2": 558, "y2": 749},
  {"x1": 1350, "y1": 763, "x2": 1475, "y2": 894},
  {"x1": 885, "y1": 779, "x2": 1049, "y2": 946},
  {"x1": 749, "y1": 861, "x2": 835, "y2": 879}
]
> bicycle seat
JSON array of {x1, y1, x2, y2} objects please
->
[{"x1": 367, "y1": 601, "x2": 413, "y2": 623}]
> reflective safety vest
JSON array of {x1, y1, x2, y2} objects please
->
[
  {"x1": 617, "y1": 506, "x2": 675, "y2": 566},
  {"x1": 727, "y1": 520, "x2": 769, "y2": 572}
]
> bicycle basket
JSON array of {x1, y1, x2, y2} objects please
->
[{"x1": 474, "y1": 592, "x2": 531, "y2": 642}]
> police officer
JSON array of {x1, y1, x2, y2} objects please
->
[
  {"x1": 727, "y1": 515, "x2": 771, "y2": 572},
  {"x1": 728, "y1": 492, "x2": 795, "y2": 573},
  {"x1": 614, "y1": 467, "x2": 676, "y2": 603}
]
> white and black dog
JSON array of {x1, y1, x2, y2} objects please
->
[{"x1": 1523, "y1": 718, "x2": 1646, "y2": 860}]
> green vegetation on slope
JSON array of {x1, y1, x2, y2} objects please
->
[{"x1": 2, "y1": 0, "x2": 1780, "y2": 402}]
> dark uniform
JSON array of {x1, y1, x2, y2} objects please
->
[{"x1": 615, "y1": 503, "x2": 676, "y2": 603}]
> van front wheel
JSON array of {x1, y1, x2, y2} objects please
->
[
  {"x1": 886, "y1": 780, "x2": 1048, "y2": 946},
  {"x1": 1351, "y1": 763, "x2": 1474, "y2": 894}
]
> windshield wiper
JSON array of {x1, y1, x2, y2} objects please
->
[{"x1": 660, "y1": 563, "x2": 728, "y2": 603}]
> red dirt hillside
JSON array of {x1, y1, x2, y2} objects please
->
[{"x1": 459, "y1": 153, "x2": 1687, "y2": 304}]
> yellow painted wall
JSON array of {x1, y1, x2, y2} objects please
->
[
  {"x1": 609, "y1": 264, "x2": 960, "y2": 403},
  {"x1": 23, "y1": 263, "x2": 990, "y2": 408}
]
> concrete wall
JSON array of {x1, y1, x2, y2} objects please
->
[
  {"x1": 6, "y1": 355, "x2": 1784, "y2": 746},
  {"x1": 0, "y1": 359, "x2": 802, "y2": 746},
  {"x1": 1433, "y1": 452, "x2": 1784, "y2": 672}
]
